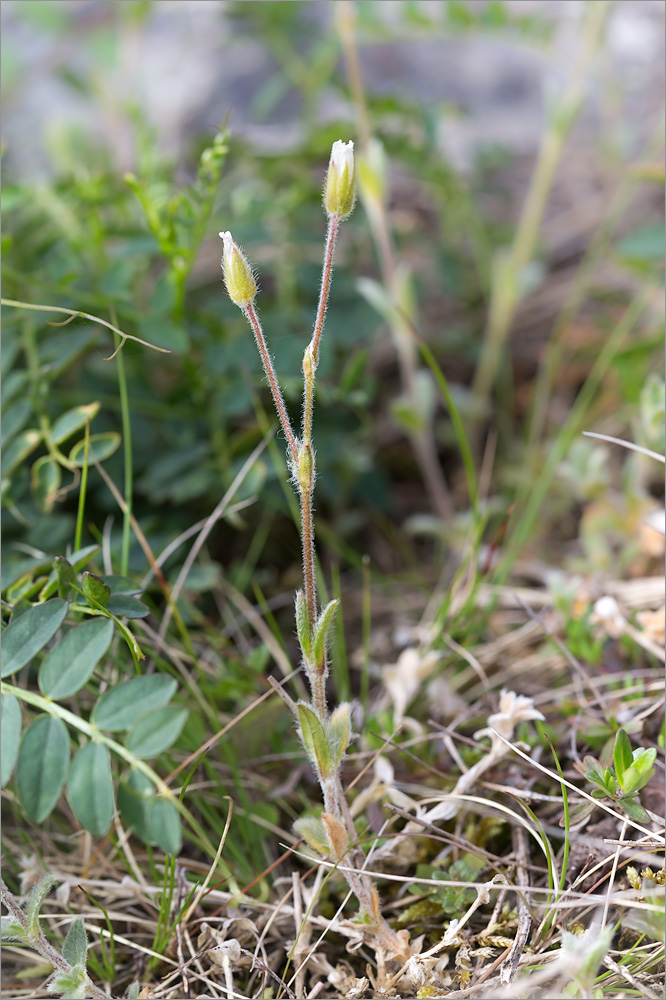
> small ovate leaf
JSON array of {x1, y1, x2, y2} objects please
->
[
  {"x1": 51, "y1": 403, "x2": 101, "y2": 445},
  {"x1": 25, "y1": 874, "x2": 59, "y2": 938},
  {"x1": 293, "y1": 815, "x2": 329, "y2": 855},
  {"x1": 117, "y1": 770, "x2": 156, "y2": 843},
  {"x1": 297, "y1": 702, "x2": 331, "y2": 777},
  {"x1": 1, "y1": 693, "x2": 22, "y2": 786},
  {"x1": 100, "y1": 575, "x2": 142, "y2": 596},
  {"x1": 105, "y1": 595, "x2": 149, "y2": 618},
  {"x1": 147, "y1": 797, "x2": 182, "y2": 854},
  {"x1": 1, "y1": 916, "x2": 27, "y2": 943},
  {"x1": 68, "y1": 432, "x2": 121, "y2": 467},
  {"x1": 39, "y1": 617, "x2": 114, "y2": 699},
  {"x1": 67, "y1": 743, "x2": 114, "y2": 836},
  {"x1": 16, "y1": 717, "x2": 70, "y2": 823},
  {"x1": 617, "y1": 796, "x2": 650, "y2": 823},
  {"x1": 3, "y1": 428, "x2": 42, "y2": 477},
  {"x1": 562, "y1": 799, "x2": 597, "y2": 827},
  {"x1": 1, "y1": 599, "x2": 68, "y2": 677},
  {"x1": 69, "y1": 545, "x2": 102, "y2": 571},
  {"x1": 126, "y1": 705, "x2": 188, "y2": 758},
  {"x1": 92, "y1": 675, "x2": 177, "y2": 732},
  {"x1": 62, "y1": 917, "x2": 88, "y2": 967},
  {"x1": 312, "y1": 598, "x2": 340, "y2": 670},
  {"x1": 613, "y1": 729, "x2": 633, "y2": 780},
  {"x1": 54, "y1": 557, "x2": 76, "y2": 599},
  {"x1": 81, "y1": 572, "x2": 110, "y2": 608},
  {"x1": 328, "y1": 703, "x2": 351, "y2": 766},
  {"x1": 632, "y1": 747, "x2": 657, "y2": 773},
  {"x1": 619, "y1": 766, "x2": 652, "y2": 797},
  {"x1": 48, "y1": 964, "x2": 89, "y2": 999},
  {"x1": 31, "y1": 456, "x2": 61, "y2": 513},
  {"x1": 582, "y1": 755, "x2": 603, "y2": 777},
  {"x1": 127, "y1": 981, "x2": 141, "y2": 999}
]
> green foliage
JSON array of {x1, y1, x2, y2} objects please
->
[
  {"x1": 580, "y1": 729, "x2": 656, "y2": 823},
  {"x1": 1, "y1": 565, "x2": 183, "y2": 845},
  {"x1": 0, "y1": 875, "x2": 115, "y2": 1000},
  {"x1": 407, "y1": 855, "x2": 485, "y2": 917}
]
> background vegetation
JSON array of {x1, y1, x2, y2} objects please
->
[{"x1": 1, "y1": 2, "x2": 664, "y2": 998}]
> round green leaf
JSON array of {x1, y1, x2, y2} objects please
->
[
  {"x1": 118, "y1": 770, "x2": 156, "y2": 844},
  {"x1": 67, "y1": 743, "x2": 114, "y2": 836},
  {"x1": 91, "y1": 675, "x2": 177, "y2": 732},
  {"x1": 31, "y1": 456, "x2": 62, "y2": 513},
  {"x1": 39, "y1": 617, "x2": 114, "y2": 699},
  {"x1": 3, "y1": 429, "x2": 42, "y2": 477},
  {"x1": 126, "y1": 705, "x2": 188, "y2": 759},
  {"x1": 1, "y1": 693, "x2": 22, "y2": 786},
  {"x1": 101, "y1": 576, "x2": 142, "y2": 596},
  {"x1": 68, "y1": 432, "x2": 121, "y2": 467},
  {"x1": 105, "y1": 595, "x2": 149, "y2": 618},
  {"x1": 147, "y1": 797, "x2": 182, "y2": 855},
  {"x1": 51, "y1": 403, "x2": 101, "y2": 445},
  {"x1": 16, "y1": 716, "x2": 70, "y2": 823},
  {"x1": 81, "y1": 572, "x2": 110, "y2": 608},
  {"x1": 1, "y1": 599, "x2": 68, "y2": 677}
]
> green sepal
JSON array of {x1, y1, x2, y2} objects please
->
[
  {"x1": 295, "y1": 591, "x2": 311, "y2": 660},
  {"x1": 62, "y1": 917, "x2": 88, "y2": 967},
  {"x1": 312, "y1": 599, "x2": 339, "y2": 671},
  {"x1": 293, "y1": 815, "x2": 329, "y2": 855},
  {"x1": 328, "y1": 703, "x2": 351, "y2": 767},
  {"x1": 297, "y1": 703, "x2": 331, "y2": 777}
]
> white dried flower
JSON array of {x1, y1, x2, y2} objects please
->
[{"x1": 480, "y1": 689, "x2": 545, "y2": 741}]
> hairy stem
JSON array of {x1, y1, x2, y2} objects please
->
[{"x1": 245, "y1": 302, "x2": 299, "y2": 466}]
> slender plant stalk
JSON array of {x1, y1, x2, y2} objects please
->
[
  {"x1": 471, "y1": 0, "x2": 610, "y2": 412},
  {"x1": 245, "y1": 302, "x2": 299, "y2": 466},
  {"x1": 73, "y1": 418, "x2": 90, "y2": 553},
  {"x1": 113, "y1": 325, "x2": 133, "y2": 577},
  {"x1": 220, "y1": 144, "x2": 410, "y2": 960}
]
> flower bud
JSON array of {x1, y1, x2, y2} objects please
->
[
  {"x1": 324, "y1": 140, "x2": 356, "y2": 219},
  {"x1": 219, "y1": 231, "x2": 257, "y2": 309}
]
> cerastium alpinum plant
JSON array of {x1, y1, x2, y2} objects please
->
[{"x1": 220, "y1": 141, "x2": 410, "y2": 961}]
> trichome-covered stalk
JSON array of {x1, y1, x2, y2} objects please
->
[{"x1": 221, "y1": 142, "x2": 409, "y2": 960}]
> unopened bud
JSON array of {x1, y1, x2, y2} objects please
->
[
  {"x1": 324, "y1": 140, "x2": 356, "y2": 219},
  {"x1": 219, "y1": 231, "x2": 257, "y2": 309}
]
